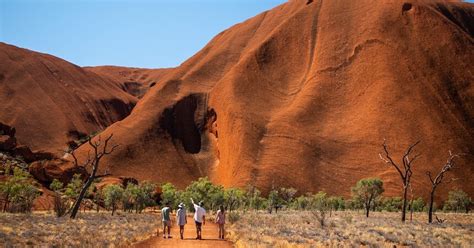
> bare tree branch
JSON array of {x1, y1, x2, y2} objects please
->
[
  {"x1": 380, "y1": 140, "x2": 420, "y2": 222},
  {"x1": 69, "y1": 134, "x2": 118, "y2": 219},
  {"x1": 379, "y1": 140, "x2": 405, "y2": 180},
  {"x1": 426, "y1": 171, "x2": 434, "y2": 184},
  {"x1": 426, "y1": 151, "x2": 462, "y2": 223}
]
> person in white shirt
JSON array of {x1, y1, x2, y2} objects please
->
[
  {"x1": 176, "y1": 203, "x2": 187, "y2": 240},
  {"x1": 190, "y1": 198, "x2": 206, "y2": 240}
]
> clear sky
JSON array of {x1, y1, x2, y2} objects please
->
[
  {"x1": 1, "y1": 0, "x2": 473, "y2": 68},
  {"x1": 0, "y1": 0, "x2": 287, "y2": 68}
]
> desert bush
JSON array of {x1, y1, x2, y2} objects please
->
[
  {"x1": 267, "y1": 188, "x2": 283, "y2": 213},
  {"x1": 93, "y1": 187, "x2": 103, "y2": 212},
  {"x1": 120, "y1": 181, "x2": 156, "y2": 213},
  {"x1": 383, "y1": 197, "x2": 403, "y2": 212},
  {"x1": 0, "y1": 167, "x2": 40, "y2": 213},
  {"x1": 135, "y1": 181, "x2": 157, "y2": 212},
  {"x1": 50, "y1": 179, "x2": 63, "y2": 192},
  {"x1": 64, "y1": 174, "x2": 83, "y2": 200},
  {"x1": 243, "y1": 185, "x2": 265, "y2": 211},
  {"x1": 50, "y1": 179, "x2": 68, "y2": 217},
  {"x1": 182, "y1": 177, "x2": 224, "y2": 211},
  {"x1": 410, "y1": 197, "x2": 425, "y2": 212},
  {"x1": 228, "y1": 211, "x2": 241, "y2": 224},
  {"x1": 1, "y1": 160, "x2": 12, "y2": 175},
  {"x1": 310, "y1": 191, "x2": 330, "y2": 227},
  {"x1": 294, "y1": 194, "x2": 312, "y2": 210},
  {"x1": 352, "y1": 178, "x2": 384, "y2": 217},
  {"x1": 103, "y1": 184, "x2": 124, "y2": 215},
  {"x1": 122, "y1": 183, "x2": 138, "y2": 212},
  {"x1": 443, "y1": 189, "x2": 472, "y2": 213},
  {"x1": 328, "y1": 196, "x2": 345, "y2": 213},
  {"x1": 279, "y1": 187, "x2": 297, "y2": 208},
  {"x1": 253, "y1": 196, "x2": 266, "y2": 211},
  {"x1": 224, "y1": 188, "x2": 245, "y2": 212},
  {"x1": 160, "y1": 182, "x2": 179, "y2": 207},
  {"x1": 345, "y1": 198, "x2": 363, "y2": 210}
]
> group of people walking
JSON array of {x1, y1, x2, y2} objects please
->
[{"x1": 160, "y1": 198, "x2": 226, "y2": 240}]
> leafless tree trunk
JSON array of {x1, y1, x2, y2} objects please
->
[
  {"x1": 2, "y1": 193, "x2": 9, "y2": 212},
  {"x1": 426, "y1": 151, "x2": 459, "y2": 223},
  {"x1": 409, "y1": 182, "x2": 414, "y2": 222},
  {"x1": 379, "y1": 140, "x2": 420, "y2": 222},
  {"x1": 69, "y1": 134, "x2": 117, "y2": 219}
]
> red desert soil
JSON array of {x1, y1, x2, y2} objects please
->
[
  {"x1": 134, "y1": 216, "x2": 233, "y2": 248},
  {"x1": 0, "y1": 43, "x2": 139, "y2": 155}
]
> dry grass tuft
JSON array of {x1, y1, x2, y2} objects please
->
[
  {"x1": 0, "y1": 211, "x2": 159, "y2": 247},
  {"x1": 228, "y1": 211, "x2": 474, "y2": 247}
]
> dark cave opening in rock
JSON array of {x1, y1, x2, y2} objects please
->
[
  {"x1": 160, "y1": 94, "x2": 206, "y2": 154},
  {"x1": 159, "y1": 94, "x2": 202, "y2": 154},
  {"x1": 158, "y1": 93, "x2": 221, "y2": 156}
]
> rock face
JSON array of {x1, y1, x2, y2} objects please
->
[
  {"x1": 0, "y1": 122, "x2": 55, "y2": 162},
  {"x1": 74, "y1": 0, "x2": 474, "y2": 199},
  {"x1": 0, "y1": 43, "x2": 138, "y2": 155},
  {"x1": 28, "y1": 159, "x2": 88, "y2": 186},
  {"x1": 0, "y1": 135, "x2": 16, "y2": 151},
  {"x1": 85, "y1": 66, "x2": 173, "y2": 98}
]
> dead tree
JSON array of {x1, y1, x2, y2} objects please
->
[
  {"x1": 426, "y1": 151, "x2": 459, "y2": 223},
  {"x1": 409, "y1": 182, "x2": 414, "y2": 222},
  {"x1": 69, "y1": 134, "x2": 117, "y2": 219},
  {"x1": 379, "y1": 140, "x2": 420, "y2": 222}
]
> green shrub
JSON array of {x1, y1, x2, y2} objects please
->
[
  {"x1": 411, "y1": 197, "x2": 425, "y2": 212},
  {"x1": 345, "y1": 199, "x2": 362, "y2": 210},
  {"x1": 224, "y1": 188, "x2": 244, "y2": 212},
  {"x1": 122, "y1": 183, "x2": 138, "y2": 212},
  {"x1": 328, "y1": 196, "x2": 345, "y2": 211},
  {"x1": 267, "y1": 188, "x2": 282, "y2": 213},
  {"x1": 443, "y1": 189, "x2": 472, "y2": 213},
  {"x1": 50, "y1": 179, "x2": 64, "y2": 192},
  {"x1": 161, "y1": 182, "x2": 179, "y2": 207},
  {"x1": 136, "y1": 181, "x2": 157, "y2": 212},
  {"x1": 103, "y1": 184, "x2": 124, "y2": 215},
  {"x1": 244, "y1": 186, "x2": 264, "y2": 211},
  {"x1": 351, "y1": 178, "x2": 384, "y2": 217},
  {"x1": 279, "y1": 187, "x2": 297, "y2": 207},
  {"x1": 0, "y1": 167, "x2": 40, "y2": 213},
  {"x1": 50, "y1": 179, "x2": 68, "y2": 217},
  {"x1": 64, "y1": 174, "x2": 83, "y2": 200},
  {"x1": 294, "y1": 194, "x2": 312, "y2": 210},
  {"x1": 310, "y1": 191, "x2": 330, "y2": 227},
  {"x1": 380, "y1": 197, "x2": 403, "y2": 212},
  {"x1": 182, "y1": 177, "x2": 224, "y2": 212}
]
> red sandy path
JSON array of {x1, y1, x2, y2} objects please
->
[{"x1": 134, "y1": 216, "x2": 233, "y2": 248}]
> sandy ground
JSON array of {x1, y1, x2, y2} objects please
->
[
  {"x1": 228, "y1": 211, "x2": 474, "y2": 247},
  {"x1": 134, "y1": 216, "x2": 233, "y2": 248},
  {"x1": 0, "y1": 211, "x2": 159, "y2": 247}
]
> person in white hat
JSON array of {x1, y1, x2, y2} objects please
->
[{"x1": 176, "y1": 202, "x2": 187, "y2": 239}]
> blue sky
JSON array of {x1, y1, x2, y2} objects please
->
[
  {"x1": 0, "y1": 0, "x2": 286, "y2": 68},
  {"x1": 1, "y1": 0, "x2": 473, "y2": 68}
]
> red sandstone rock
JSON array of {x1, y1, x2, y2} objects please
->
[{"x1": 74, "y1": 0, "x2": 473, "y2": 201}]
